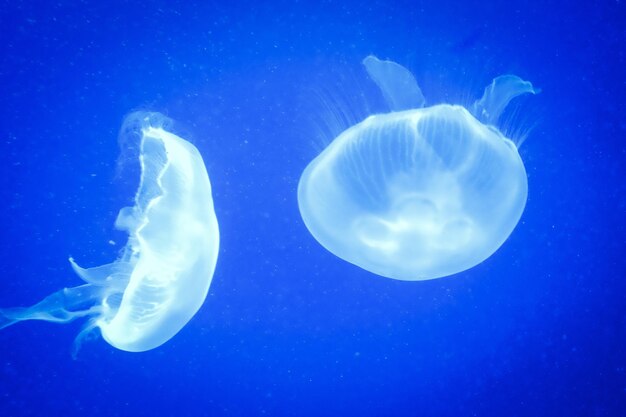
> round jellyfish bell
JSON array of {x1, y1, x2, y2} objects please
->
[
  {"x1": 298, "y1": 56, "x2": 538, "y2": 281},
  {"x1": 0, "y1": 112, "x2": 220, "y2": 353}
]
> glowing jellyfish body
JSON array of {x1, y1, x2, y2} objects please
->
[
  {"x1": 298, "y1": 56, "x2": 538, "y2": 281},
  {"x1": 0, "y1": 112, "x2": 219, "y2": 353}
]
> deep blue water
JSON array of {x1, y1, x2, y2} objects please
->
[{"x1": 0, "y1": 0, "x2": 625, "y2": 416}]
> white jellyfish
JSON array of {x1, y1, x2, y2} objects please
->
[
  {"x1": 298, "y1": 56, "x2": 538, "y2": 281},
  {"x1": 0, "y1": 112, "x2": 220, "y2": 353}
]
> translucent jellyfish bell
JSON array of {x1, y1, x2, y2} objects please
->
[
  {"x1": 298, "y1": 56, "x2": 538, "y2": 281},
  {"x1": 0, "y1": 112, "x2": 220, "y2": 353}
]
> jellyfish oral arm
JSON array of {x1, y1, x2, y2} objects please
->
[
  {"x1": 363, "y1": 55, "x2": 426, "y2": 111},
  {"x1": 0, "y1": 284, "x2": 103, "y2": 330},
  {"x1": 471, "y1": 75, "x2": 539, "y2": 125}
]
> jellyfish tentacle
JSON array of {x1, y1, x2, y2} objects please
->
[
  {"x1": 472, "y1": 75, "x2": 539, "y2": 125},
  {"x1": 363, "y1": 55, "x2": 425, "y2": 111}
]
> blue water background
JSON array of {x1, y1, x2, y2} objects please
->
[{"x1": 0, "y1": 0, "x2": 624, "y2": 416}]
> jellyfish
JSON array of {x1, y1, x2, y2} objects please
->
[
  {"x1": 298, "y1": 56, "x2": 538, "y2": 281},
  {"x1": 0, "y1": 112, "x2": 220, "y2": 353}
]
